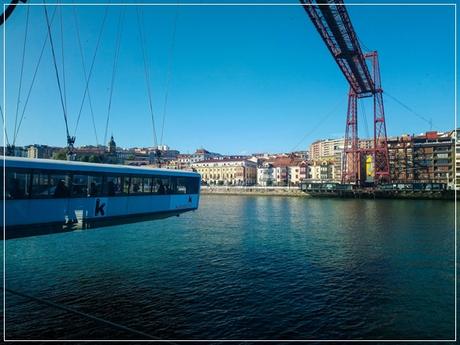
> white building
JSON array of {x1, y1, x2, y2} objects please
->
[
  {"x1": 310, "y1": 138, "x2": 344, "y2": 161},
  {"x1": 192, "y1": 158, "x2": 257, "y2": 185},
  {"x1": 257, "y1": 164, "x2": 275, "y2": 186},
  {"x1": 257, "y1": 156, "x2": 308, "y2": 186}
]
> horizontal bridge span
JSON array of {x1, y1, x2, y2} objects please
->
[{"x1": 300, "y1": 0, "x2": 374, "y2": 96}]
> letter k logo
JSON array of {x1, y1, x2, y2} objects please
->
[{"x1": 95, "y1": 199, "x2": 106, "y2": 216}]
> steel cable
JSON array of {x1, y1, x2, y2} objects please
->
[
  {"x1": 159, "y1": 1, "x2": 180, "y2": 146},
  {"x1": 72, "y1": 3, "x2": 103, "y2": 146},
  {"x1": 13, "y1": 7, "x2": 58, "y2": 144},
  {"x1": 59, "y1": 0, "x2": 68, "y2": 119},
  {"x1": 72, "y1": 5, "x2": 110, "y2": 137},
  {"x1": 43, "y1": 2, "x2": 71, "y2": 141},
  {"x1": 137, "y1": 8, "x2": 158, "y2": 148},
  {"x1": 384, "y1": 91, "x2": 434, "y2": 130},
  {"x1": 103, "y1": 6, "x2": 125, "y2": 147},
  {"x1": 290, "y1": 100, "x2": 342, "y2": 152},
  {"x1": 1, "y1": 104, "x2": 11, "y2": 146},
  {"x1": 12, "y1": 5, "x2": 29, "y2": 146}
]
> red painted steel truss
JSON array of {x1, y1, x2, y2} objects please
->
[{"x1": 300, "y1": 0, "x2": 390, "y2": 185}]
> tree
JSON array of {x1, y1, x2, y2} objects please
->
[
  {"x1": 78, "y1": 155, "x2": 90, "y2": 162},
  {"x1": 89, "y1": 155, "x2": 101, "y2": 163},
  {"x1": 52, "y1": 149, "x2": 67, "y2": 161}
]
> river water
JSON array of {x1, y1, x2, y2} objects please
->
[{"x1": 4, "y1": 195, "x2": 455, "y2": 340}]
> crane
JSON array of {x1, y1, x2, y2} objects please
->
[{"x1": 299, "y1": 0, "x2": 390, "y2": 185}]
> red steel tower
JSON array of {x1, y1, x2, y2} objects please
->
[{"x1": 300, "y1": 0, "x2": 390, "y2": 185}]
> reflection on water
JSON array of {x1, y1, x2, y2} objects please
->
[{"x1": 5, "y1": 195, "x2": 455, "y2": 340}]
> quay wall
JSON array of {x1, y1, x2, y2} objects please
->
[
  {"x1": 200, "y1": 186, "x2": 455, "y2": 200},
  {"x1": 200, "y1": 186, "x2": 309, "y2": 197}
]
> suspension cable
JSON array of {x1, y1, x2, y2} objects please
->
[
  {"x1": 43, "y1": 2, "x2": 71, "y2": 143},
  {"x1": 290, "y1": 100, "x2": 342, "y2": 152},
  {"x1": 1, "y1": 104, "x2": 11, "y2": 146},
  {"x1": 4, "y1": 287, "x2": 170, "y2": 341},
  {"x1": 72, "y1": 4, "x2": 103, "y2": 146},
  {"x1": 103, "y1": 6, "x2": 125, "y2": 147},
  {"x1": 137, "y1": 8, "x2": 158, "y2": 148},
  {"x1": 12, "y1": 5, "x2": 29, "y2": 147},
  {"x1": 13, "y1": 7, "x2": 58, "y2": 145},
  {"x1": 73, "y1": 5, "x2": 109, "y2": 137},
  {"x1": 59, "y1": 0, "x2": 68, "y2": 118},
  {"x1": 159, "y1": 1, "x2": 180, "y2": 146},
  {"x1": 384, "y1": 91, "x2": 434, "y2": 130}
]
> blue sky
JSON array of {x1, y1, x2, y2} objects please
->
[{"x1": 2, "y1": 1, "x2": 456, "y2": 155}]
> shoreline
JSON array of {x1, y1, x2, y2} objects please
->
[
  {"x1": 201, "y1": 186, "x2": 308, "y2": 197},
  {"x1": 200, "y1": 186, "x2": 455, "y2": 200}
]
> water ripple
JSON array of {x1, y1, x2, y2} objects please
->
[{"x1": 5, "y1": 196, "x2": 455, "y2": 340}]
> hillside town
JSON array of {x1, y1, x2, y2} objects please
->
[{"x1": 3, "y1": 129, "x2": 458, "y2": 189}]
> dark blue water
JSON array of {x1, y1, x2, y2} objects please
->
[{"x1": 4, "y1": 195, "x2": 455, "y2": 340}]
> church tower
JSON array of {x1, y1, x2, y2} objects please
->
[{"x1": 108, "y1": 135, "x2": 116, "y2": 154}]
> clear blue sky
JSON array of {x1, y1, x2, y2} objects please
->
[{"x1": 2, "y1": 0, "x2": 456, "y2": 155}]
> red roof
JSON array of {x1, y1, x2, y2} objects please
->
[
  {"x1": 272, "y1": 156, "x2": 303, "y2": 168},
  {"x1": 194, "y1": 158, "x2": 252, "y2": 164}
]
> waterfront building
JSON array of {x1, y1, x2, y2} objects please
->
[
  {"x1": 191, "y1": 148, "x2": 221, "y2": 164},
  {"x1": 1, "y1": 146, "x2": 27, "y2": 157},
  {"x1": 160, "y1": 159, "x2": 194, "y2": 171},
  {"x1": 307, "y1": 130, "x2": 455, "y2": 185},
  {"x1": 116, "y1": 148, "x2": 136, "y2": 162},
  {"x1": 289, "y1": 161, "x2": 308, "y2": 185},
  {"x1": 358, "y1": 138, "x2": 373, "y2": 150},
  {"x1": 257, "y1": 155, "x2": 307, "y2": 186},
  {"x1": 309, "y1": 158, "x2": 335, "y2": 181},
  {"x1": 168, "y1": 149, "x2": 221, "y2": 170},
  {"x1": 412, "y1": 130, "x2": 454, "y2": 186},
  {"x1": 27, "y1": 144, "x2": 60, "y2": 159},
  {"x1": 74, "y1": 145, "x2": 106, "y2": 158},
  {"x1": 387, "y1": 135, "x2": 414, "y2": 183},
  {"x1": 147, "y1": 145, "x2": 180, "y2": 162},
  {"x1": 309, "y1": 139, "x2": 344, "y2": 182},
  {"x1": 155, "y1": 144, "x2": 170, "y2": 151},
  {"x1": 158, "y1": 148, "x2": 180, "y2": 161},
  {"x1": 456, "y1": 129, "x2": 460, "y2": 190},
  {"x1": 173, "y1": 154, "x2": 193, "y2": 169},
  {"x1": 257, "y1": 163, "x2": 275, "y2": 186},
  {"x1": 310, "y1": 138, "x2": 344, "y2": 161},
  {"x1": 292, "y1": 150, "x2": 309, "y2": 160},
  {"x1": 309, "y1": 138, "x2": 377, "y2": 182},
  {"x1": 192, "y1": 158, "x2": 257, "y2": 185}
]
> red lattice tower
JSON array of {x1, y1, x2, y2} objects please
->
[
  {"x1": 300, "y1": 0, "x2": 390, "y2": 185},
  {"x1": 366, "y1": 52, "x2": 390, "y2": 183},
  {"x1": 342, "y1": 52, "x2": 390, "y2": 184}
]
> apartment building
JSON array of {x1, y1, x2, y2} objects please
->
[
  {"x1": 309, "y1": 158, "x2": 335, "y2": 181},
  {"x1": 456, "y1": 130, "x2": 460, "y2": 189},
  {"x1": 27, "y1": 145, "x2": 60, "y2": 159},
  {"x1": 310, "y1": 138, "x2": 344, "y2": 161},
  {"x1": 387, "y1": 135, "x2": 414, "y2": 183},
  {"x1": 192, "y1": 158, "x2": 257, "y2": 185},
  {"x1": 257, "y1": 156, "x2": 308, "y2": 186},
  {"x1": 309, "y1": 139, "x2": 344, "y2": 182},
  {"x1": 412, "y1": 131, "x2": 454, "y2": 186}
]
